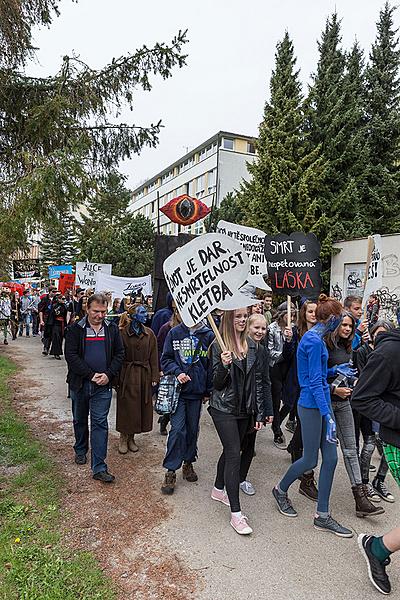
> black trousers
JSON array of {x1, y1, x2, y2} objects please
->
[
  {"x1": 270, "y1": 364, "x2": 284, "y2": 436},
  {"x1": 240, "y1": 429, "x2": 257, "y2": 483},
  {"x1": 209, "y1": 406, "x2": 251, "y2": 513}
]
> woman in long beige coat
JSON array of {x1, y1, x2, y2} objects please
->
[{"x1": 117, "y1": 304, "x2": 159, "y2": 453}]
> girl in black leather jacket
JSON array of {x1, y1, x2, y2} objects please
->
[{"x1": 208, "y1": 308, "x2": 271, "y2": 536}]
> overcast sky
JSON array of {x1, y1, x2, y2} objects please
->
[{"x1": 29, "y1": 0, "x2": 396, "y2": 188}]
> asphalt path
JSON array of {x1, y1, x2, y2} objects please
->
[{"x1": 4, "y1": 335, "x2": 399, "y2": 600}]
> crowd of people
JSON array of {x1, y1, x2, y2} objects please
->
[{"x1": 1, "y1": 283, "x2": 399, "y2": 595}]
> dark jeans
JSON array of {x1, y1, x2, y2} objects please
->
[
  {"x1": 32, "y1": 312, "x2": 39, "y2": 335},
  {"x1": 280, "y1": 405, "x2": 338, "y2": 514},
  {"x1": 270, "y1": 364, "x2": 284, "y2": 436},
  {"x1": 209, "y1": 406, "x2": 251, "y2": 513},
  {"x1": 70, "y1": 380, "x2": 112, "y2": 474},
  {"x1": 163, "y1": 396, "x2": 202, "y2": 471},
  {"x1": 240, "y1": 429, "x2": 257, "y2": 483}
]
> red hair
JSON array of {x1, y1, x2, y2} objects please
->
[{"x1": 315, "y1": 293, "x2": 342, "y2": 321}]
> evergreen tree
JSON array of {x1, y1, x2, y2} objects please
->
[
  {"x1": 0, "y1": 1, "x2": 188, "y2": 265},
  {"x1": 205, "y1": 192, "x2": 245, "y2": 231},
  {"x1": 364, "y1": 1, "x2": 400, "y2": 232},
  {"x1": 238, "y1": 32, "x2": 330, "y2": 256},
  {"x1": 40, "y1": 212, "x2": 79, "y2": 276}
]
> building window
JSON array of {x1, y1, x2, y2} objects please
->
[
  {"x1": 188, "y1": 179, "x2": 195, "y2": 196},
  {"x1": 247, "y1": 141, "x2": 256, "y2": 154},
  {"x1": 222, "y1": 137, "x2": 234, "y2": 151},
  {"x1": 151, "y1": 201, "x2": 155, "y2": 214},
  {"x1": 196, "y1": 174, "x2": 205, "y2": 197},
  {"x1": 194, "y1": 220, "x2": 204, "y2": 235},
  {"x1": 207, "y1": 169, "x2": 216, "y2": 193}
]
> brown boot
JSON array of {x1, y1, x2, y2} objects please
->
[
  {"x1": 299, "y1": 471, "x2": 318, "y2": 501},
  {"x1": 161, "y1": 471, "x2": 176, "y2": 495},
  {"x1": 118, "y1": 433, "x2": 128, "y2": 454},
  {"x1": 182, "y1": 462, "x2": 198, "y2": 482},
  {"x1": 128, "y1": 434, "x2": 139, "y2": 453},
  {"x1": 352, "y1": 484, "x2": 385, "y2": 518}
]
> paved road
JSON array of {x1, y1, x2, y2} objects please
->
[{"x1": 4, "y1": 336, "x2": 399, "y2": 600}]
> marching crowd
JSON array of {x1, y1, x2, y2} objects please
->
[{"x1": 1, "y1": 285, "x2": 400, "y2": 595}]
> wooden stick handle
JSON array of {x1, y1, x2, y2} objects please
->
[
  {"x1": 362, "y1": 235, "x2": 375, "y2": 315},
  {"x1": 287, "y1": 295, "x2": 291, "y2": 325},
  {"x1": 207, "y1": 314, "x2": 226, "y2": 352}
]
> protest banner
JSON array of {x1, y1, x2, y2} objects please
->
[
  {"x1": 95, "y1": 272, "x2": 152, "y2": 299},
  {"x1": 59, "y1": 273, "x2": 75, "y2": 294},
  {"x1": 163, "y1": 233, "x2": 255, "y2": 338},
  {"x1": 216, "y1": 220, "x2": 270, "y2": 290},
  {"x1": 75, "y1": 262, "x2": 112, "y2": 288},
  {"x1": 362, "y1": 234, "x2": 383, "y2": 308},
  {"x1": 264, "y1": 232, "x2": 322, "y2": 298},
  {"x1": 48, "y1": 265, "x2": 73, "y2": 279}
]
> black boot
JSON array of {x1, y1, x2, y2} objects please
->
[
  {"x1": 299, "y1": 471, "x2": 318, "y2": 501},
  {"x1": 158, "y1": 414, "x2": 170, "y2": 436}
]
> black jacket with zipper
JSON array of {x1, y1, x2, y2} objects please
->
[
  {"x1": 209, "y1": 337, "x2": 272, "y2": 421},
  {"x1": 352, "y1": 330, "x2": 400, "y2": 449},
  {"x1": 65, "y1": 317, "x2": 125, "y2": 392}
]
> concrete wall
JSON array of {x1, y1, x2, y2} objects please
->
[
  {"x1": 330, "y1": 234, "x2": 400, "y2": 320},
  {"x1": 217, "y1": 149, "x2": 256, "y2": 206}
]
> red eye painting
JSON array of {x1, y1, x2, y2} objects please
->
[{"x1": 160, "y1": 194, "x2": 211, "y2": 225}]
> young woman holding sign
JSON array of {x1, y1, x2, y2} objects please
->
[
  {"x1": 209, "y1": 308, "x2": 272, "y2": 535},
  {"x1": 272, "y1": 294, "x2": 354, "y2": 538}
]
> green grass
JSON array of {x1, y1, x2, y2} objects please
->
[{"x1": 0, "y1": 356, "x2": 116, "y2": 600}]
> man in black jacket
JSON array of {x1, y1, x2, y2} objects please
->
[
  {"x1": 352, "y1": 329, "x2": 400, "y2": 595},
  {"x1": 65, "y1": 292, "x2": 124, "y2": 483}
]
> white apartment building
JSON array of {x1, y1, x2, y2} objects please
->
[{"x1": 130, "y1": 131, "x2": 257, "y2": 235}]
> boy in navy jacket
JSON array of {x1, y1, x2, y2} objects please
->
[{"x1": 160, "y1": 321, "x2": 214, "y2": 495}]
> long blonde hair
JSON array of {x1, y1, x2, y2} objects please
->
[{"x1": 220, "y1": 309, "x2": 248, "y2": 359}]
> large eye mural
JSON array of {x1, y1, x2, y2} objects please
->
[{"x1": 160, "y1": 194, "x2": 210, "y2": 226}]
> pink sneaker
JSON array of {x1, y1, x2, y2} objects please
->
[
  {"x1": 230, "y1": 514, "x2": 253, "y2": 535},
  {"x1": 211, "y1": 488, "x2": 230, "y2": 507}
]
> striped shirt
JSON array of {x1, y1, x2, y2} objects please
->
[{"x1": 84, "y1": 324, "x2": 107, "y2": 374}]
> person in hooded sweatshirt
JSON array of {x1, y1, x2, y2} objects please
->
[
  {"x1": 353, "y1": 327, "x2": 400, "y2": 596},
  {"x1": 151, "y1": 292, "x2": 174, "y2": 337},
  {"x1": 160, "y1": 318, "x2": 214, "y2": 495}
]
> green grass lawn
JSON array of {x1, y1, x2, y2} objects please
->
[{"x1": 0, "y1": 356, "x2": 116, "y2": 600}]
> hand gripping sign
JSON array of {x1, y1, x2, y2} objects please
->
[
  {"x1": 216, "y1": 220, "x2": 270, "y2": 290},
  {"x1": 264, "y1": 232, "x2": 322, "y2": 297},
  {"x1": 163, "y1": 233, "x2": 254, "y2": 330}
]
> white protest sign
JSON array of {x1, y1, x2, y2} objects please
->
[
  {"x1": 75, "y1": 262, "x2": 112, "y2": 288},
  {"x1": 363, "y1": 234, "x2": 383, "y2": 305},
  {"x1": 95, "y1": 272, "x2": 152, "y2": 299},
  {"x1": 163, "y1": 233, "x2": 257, "y2": 327},
  {"x1": 216, "y1": 220, "x2": 270, "y2": 290}
]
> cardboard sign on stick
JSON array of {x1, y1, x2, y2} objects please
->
[
  {"x1": 264, "y1": 232, "x2": 322, "y2": 297},
  {"x1": 362, "y1": 234, "x2": 383, "y2": 307},
  {"x1": 216, "y1": 220, "x2": 270, "y2": 290},
  {"x1": 75, "y1": 262, "x2": 112, "y2": 288},
  {"x1": 163, "y1": 233, "x2": 252, "y2": 327}
]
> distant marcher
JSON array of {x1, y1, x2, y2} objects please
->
[
  {"x1": 31, "y1": 289, "x2": 41, "y2": 336},
  {"x1": 49, "y1": 292, "x2": 68, "y2": 360},
  {"x1": 38, "y1": 287, "x2": 57, "y2": 355},
  {"x1": 0, "y1": 290, "x2": 11, "y2": 345},
  {"x1": 65, "y1": 293, "x2": 124, "y2": 483},
  {"x1": 151, "y1": 292, "x2": 174, "y2": 337},
  {"x1": 10, "y1": 292, "x2": 20, "y2": 340},
  {"x1": 19, "y1": 289, "x2": 34, "y2": 337}
]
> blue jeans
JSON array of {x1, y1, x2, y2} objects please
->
[
  {"x1": 70, "y1": 380, "x2": 112, "y2": 474},
  {"x1": 163, "y1": 396, "x2": 202, "y2": 471},
  {"x1": 279, "y1": 405, "x2": 338, "y2": 514},
  {"x1": 19, "y1": 313, "x2": 31, "y2": 336}
]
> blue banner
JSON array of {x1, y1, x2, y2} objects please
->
[{"x1": 48, "y1": 265, "x2": 73, "y2": 279}]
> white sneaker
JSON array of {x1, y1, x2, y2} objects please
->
[
  {"x1": 240, "y1": 480, "x2": 256, "y2": 495},
  {"x1": 366, "y1": 482, "x2": 381, "y2": 503}
]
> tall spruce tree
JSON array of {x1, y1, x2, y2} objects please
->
[
  {"x1": 238, "y1": 32, "x2": 330, "y2": 256},
  {"x1": 40, "y1": 212, "x2": 78, "y2": 276},
  {"x1": 364, "y1": 1, "x2": 400, "y2": 232},
  {"x1": 0, "y1": 1, "x2": 188, "y2": 266}
]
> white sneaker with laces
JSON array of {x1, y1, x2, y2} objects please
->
[{"x1": 240, "y1": 480, "x2": 256, "y2": 495}]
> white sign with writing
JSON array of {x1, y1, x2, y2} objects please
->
[
  {"x1": 75, "y1": 262, "x2": 112, "y2": 288},
  {"x1": 164, "y1": 233, "x2": 256, "y2": 327},
  {"x1": 95, "y1": 272, "x2": 152, "y2": 299},
  {"x1": 216, "y1": 220, "x2": 270, "y2": 290},
  {"x1": 363, "y1": 234, "x2": 383, "y2": 305}
]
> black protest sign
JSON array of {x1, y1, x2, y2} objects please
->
[{"x1": 264, "y1": 232, "x2": 322, "y2": 297}]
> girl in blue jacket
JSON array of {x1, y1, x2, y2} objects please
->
[{"x1": 272, "y1": 294, "x2": 354, "y2": 538}]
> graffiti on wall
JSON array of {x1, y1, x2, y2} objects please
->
[
  {"x1": 375, "y1": 286, "x2": 400, "y2": 323},
  {"x1": 344, "y1": 263, "x2": 365, "y2": 297},
  {"x1": 331, "y1": 283, "x2": 343, "y2": 302},
  {"x1": 383, "y1": 254, "x2": 400, "y2": 278}
]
